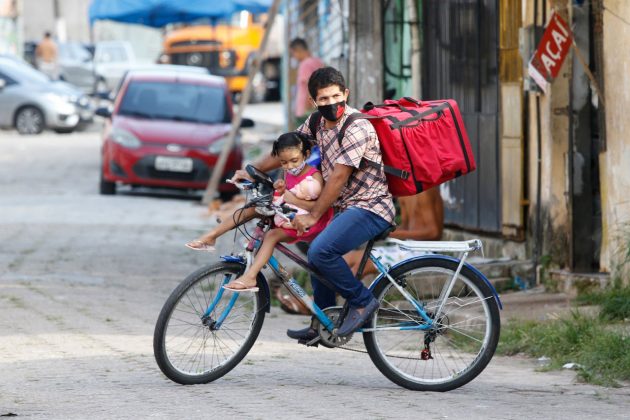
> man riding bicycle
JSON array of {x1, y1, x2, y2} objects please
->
[{"x1": 232, "y1": 66, "x2": 394, "y2": 340}]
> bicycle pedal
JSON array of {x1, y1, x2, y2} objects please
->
[{"x1": 299, "y1": 336, "x2": 321, "y2": 347}]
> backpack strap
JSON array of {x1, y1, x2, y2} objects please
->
[
  {"x1": 340, "y1": 113, "x2": 411, "y2": 181},
  {"x1": 308, "y1": 111, "x2": 322, "y2": 139},
  {"x1": 336, "y1": 112, "x2": 366, "y2": 146},
  {"x1": 310, "y1": 111, "x2": 410, "y2": 181},
  {"x1": 390, "y1": 102, "x2": 449, "y2": 129},
  {"x1": 362, "y1": 159, "x2": 410, "y2": 180}
]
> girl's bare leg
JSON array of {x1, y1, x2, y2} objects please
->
[
  {"x1": 225, "y1": 229, "x2": 294, "y2": 289},
  {"x1": 187, "y1": 207, "x2": 257, "y2": 249}
]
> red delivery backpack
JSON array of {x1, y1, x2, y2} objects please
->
[{"x1": 308, "y1": 97, "x2": 476, "y2": 196}]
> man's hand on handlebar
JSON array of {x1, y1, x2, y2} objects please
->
[
  {"x1": 273, "y1": 179, "x2": 286, "y2": 195},
  {"x1": 230, "y1": 169, "x2": 254, "y2": 183}
]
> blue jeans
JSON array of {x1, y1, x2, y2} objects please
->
[{"x1": 307, "y1": 207, "x2": 391, "y2": 309}]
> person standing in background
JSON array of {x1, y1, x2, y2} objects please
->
[
  {"x1": 289, "y1": 38, "x2": 323, "y2": 127},
  {"x1": 35, "y1": 31, "x2": 58, "y2": 80}
]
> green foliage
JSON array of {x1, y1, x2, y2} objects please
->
[
  {"x1": 600, "y1": 289, "x2": 630, "y2": 321},
  {"x1": 498, "y1": 312, "x2": 630, "y2": 386},
  {"x1": 577, "y1": 285, "x2": 630, "y2": 321}
]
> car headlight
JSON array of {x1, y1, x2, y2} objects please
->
[
  {"x1": 208, "y1": 135, "x2": 240, "y2": 155},
  {"x1": 43, "y1": 92, "x2": 76, "y2": 113},
  {"x1": 110, "y1": 128, "x2": 141, "y2": 149},
  {"x1": 44, "y1": 92, "x2": 71, "y2": 104}
]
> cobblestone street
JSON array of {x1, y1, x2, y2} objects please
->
[{"x1": 1, "y1": 118, "x2": 629, "y2": 419}]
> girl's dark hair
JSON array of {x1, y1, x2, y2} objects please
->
[{"x1": 271, "y1": 132, "x2": 312, "y2": 157}]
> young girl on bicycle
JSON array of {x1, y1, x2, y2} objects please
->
[{"x1": 186, "y1": 132, "x2": 334, "y2": 292}]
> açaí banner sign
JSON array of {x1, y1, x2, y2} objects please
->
[{"x1": 528, "y1": 12, "x2": 572, "y2": 93}]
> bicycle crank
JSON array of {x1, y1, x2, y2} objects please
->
[{"x1": 316, "y1": 306, "x2": 354, "y2": 348}]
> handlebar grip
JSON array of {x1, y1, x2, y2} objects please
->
[{"x1": 226, "y1": 179, "x2": 253, "y2": 190}]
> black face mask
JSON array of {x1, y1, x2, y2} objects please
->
[{"x1": 317, "y1": 101, "x2": 346, "y2": 122}]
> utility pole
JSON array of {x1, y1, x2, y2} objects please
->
[{"x1": 52, "y1": 0, "x2": 66, "y2": 42}]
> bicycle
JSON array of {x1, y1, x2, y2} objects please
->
[{"x1": 153, "y1": 165, "x2": 503, "y2": 392}]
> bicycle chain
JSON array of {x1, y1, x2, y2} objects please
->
[{"x1": 338, "y1": 344, "x2": 368, "y2": 354}]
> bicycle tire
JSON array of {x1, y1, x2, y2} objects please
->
[
  {"x1": 363, "y1": 257, "x2": 500, "y2": 391},
  {"x1": 153, "y1": 262, "x2": 266, "y2": 385}
]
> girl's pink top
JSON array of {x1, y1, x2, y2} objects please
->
[{"x1": 273, "y1": 165, "x2": 334, "y2": 243}]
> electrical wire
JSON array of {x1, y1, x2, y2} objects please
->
[{"x1": 602, "y1": 4, "x2": 630, "y2": 28}]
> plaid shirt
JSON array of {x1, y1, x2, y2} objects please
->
[{"x1": 297, "y1": 106, "x2": 395, "y2": 224}]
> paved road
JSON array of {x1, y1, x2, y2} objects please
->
[{"x1": 1, "y1": 124, "x2": 629, "y2": 419}]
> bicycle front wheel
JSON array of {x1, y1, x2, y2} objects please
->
[
  {"x1": 153, "y1": 262, "x2": 265, "y2": 384},
  {"x1": 363, "y1": 257, "x2": 500, "y2": 391}
]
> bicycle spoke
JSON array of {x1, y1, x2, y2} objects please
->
[
  {"x1": 156, "y1": 263, "x2": 264, "y2": 382},
  {"x1": 365, "y1": 261, "x2": 499, "y2": 391}
]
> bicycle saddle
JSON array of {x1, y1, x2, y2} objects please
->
[{"x1": 374, "y1": 225, "x2": 396, "y2": 241}]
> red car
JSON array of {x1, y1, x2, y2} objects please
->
[{"x1": 97, "y1": 70, "x2": 250, "y2": 198}]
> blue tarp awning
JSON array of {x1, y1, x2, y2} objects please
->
[{"x1": 88, "y1": 0, "x2": 273, "y2": 27}]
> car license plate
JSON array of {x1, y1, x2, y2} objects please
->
[{"x1": 154, "y1": 156, "x2": 194, "y2": 173}]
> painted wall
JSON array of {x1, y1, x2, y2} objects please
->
[
  {"x1": 382, "y1": 0, "x2": 414, "y2": 100},
  {"x1": 600, "y1": 0, "x2": 630, "y2": 274},
  {"x1": 524, "y1": 0, "x2": 571, "y2": 267}
]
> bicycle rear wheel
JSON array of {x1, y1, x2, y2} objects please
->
[
  {"x1": 153, "y1": 262, "x2": 265, "y2": 384},
  {"x1": 363, "y1": 257, "x2": 500, "y2": 391}
]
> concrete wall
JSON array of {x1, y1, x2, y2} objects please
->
[
  {"x1": 600, "y1": 0, "x2": 630, "y2": 275},
  {"x1": 347, "y1": 0, "x2": 383, "y2": 107},
  {"x1": 499, "y1": 0, "x2": 525, "y2": 239},
  {"x1": 92, "y1": 20, "x2": 162, "y2": 63},
  {"x1": 21, "y1": 0, "x2": 162, "y2": 63},
  {"x1": 22, "y1": 0, "x2": 90, "y2": 42}
]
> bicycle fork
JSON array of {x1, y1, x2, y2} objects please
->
[{"x1": 201, "y1": 273, "x2": 238, "y2": 330}]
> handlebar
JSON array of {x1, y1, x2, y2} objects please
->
[{"x1": 226, "y1": 178, "x2": 307, "y2": 230}]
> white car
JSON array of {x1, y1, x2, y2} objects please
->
[
  {"x1": 58, "y1": 42, "x2": 103, "y2": 94},
  {"x1": 93, "y1": 41, "x2": 138, "y2": 94}
]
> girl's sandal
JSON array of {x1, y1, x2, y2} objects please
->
[
  {"x1": 185, "y1": 240, "x2": 216, "y2": 252},
  {"x1": 223, "y1": 280, "x2": 259, "y2": 293}
]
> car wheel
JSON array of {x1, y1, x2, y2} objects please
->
[
  {"x1": 54, "y1": 127, "x2": 75, "y2": 134},
  {"x1": 15, "y1": 106, "x2": 45, "y2": 135},
  {"x1": 99, "y1": 172, "x2": 116, "y2": 195}
]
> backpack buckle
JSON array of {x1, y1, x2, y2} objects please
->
[{"x1": 400, "y1": 170, "x2": 410, "y2": 180}]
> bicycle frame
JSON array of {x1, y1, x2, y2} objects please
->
[{"x1": 214, "y1": 218, "x2": 489, "y2": 336}]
